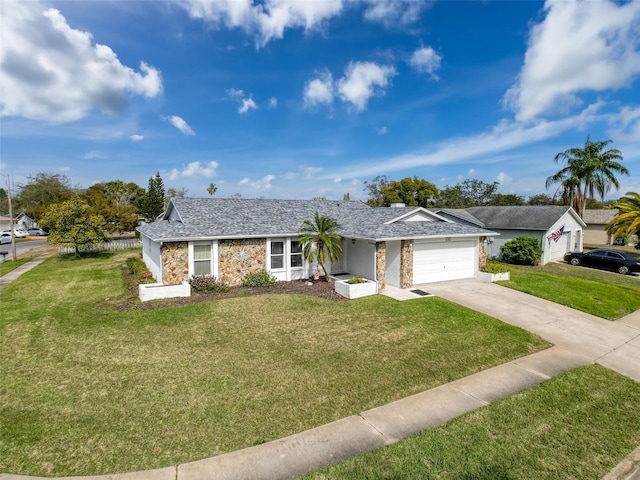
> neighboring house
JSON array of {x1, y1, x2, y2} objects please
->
[
  {"x1": 435, "y1": 206, "x2": 585, "y2": 264},
  {"x1": 137, "y1": 198, "x2": 496, "y2": 291},
  {"x1": 582, "y1": 209, "x2": 617, "y2": 245},
  {"x1": 0, "y1": 213, "x2": 36, "y2": 231}
]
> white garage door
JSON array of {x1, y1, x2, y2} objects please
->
[
  {"x1": 413, "y1": 240, "x2": 476, "y2": 284},
  {"x1": 547, "y1": 231, "x2": 571, "y2": 260}
]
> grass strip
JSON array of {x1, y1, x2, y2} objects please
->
[
  {"x1": 305, "y1": 365, "x2": 640, "y2": 479},
  {"x1": 0, "y1": 258, "x2": 31, "y2": 277},
  {"x1": 0, "y1": 252, "x2": 546, "y2": 477}
]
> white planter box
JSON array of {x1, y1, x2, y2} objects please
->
[
  {"x1": 475, "y1": 271, "x2": 510, "y2": 283},
  {"x1": 335, "y1": 279, "x2": 377, "y2": 299},
  {"x1": 139, "y1": 282, "x2": 191, "y2": 302}
]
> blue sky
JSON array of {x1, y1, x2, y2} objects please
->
[{"x1": 1, "y1": 0, "x2": 639, "y2": 202}]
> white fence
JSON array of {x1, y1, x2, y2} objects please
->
[{"x1": 58, "y1": 238, "x2": 142, "y2": 254}]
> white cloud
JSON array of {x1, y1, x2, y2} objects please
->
[
  {"x1": 334, "y1": 177, "x2": 342, "y2": 183},
  {"x1": 303, "y1": 73, "x2": 335, "y2": 108},
  {"x1": 503, "y1": 0, "x2": 640, "y2": 122},
  {"x1": 175, "y1": 0, "x2": 344, "y2": 48},
  {"x1": 362, "y1": 0, "x2": 425, "y2": 27},
  {"x1": 0, "y1": 1, "x2": 162, "y2": 123},
  {"x1": 607, "y1": 105, "x2": 640, "y2": 142},
  {"x1": 226, "y1": 88, "x2": 258, "y2": 113},
  {"x1": 409, "y1": 46, "x2": 442, "y2": 79},
  {"x1": 239, "y1": 177, "x2": 250, "y2": 185},
  {"x1": 495, "y1": 172, "x2": 512, "y2": 184},
  {"x1": 304, "y1": 167, "x2": 323, "y2": 178},
  {"x1": 169, "y1": 161, "x2": 219, "y2": 181},
  {"x1": 268, "y1": 97, "x2": 278, "y2": 108},
  {"x1": 377, "y1": 126, "x2": 388, "y2": 135},
  {"x1": 324, "y1": 103, "x2": 605, "y2": 180},
  {"x1": 130, "y1": 134, "x2": 144, "y2": 141},
  {"x1": 238, "y1": 97, "x2": 258, "y2": 114},
  {"x1": 83, "y1": 150, "x2": 107, "y2": 160},
  {"x1": 251, "y1": 174, "x2": 275, "y2": 189},
  {"x1": 167, "y1": 115, "x2": 195, "y2": 135},
  {"x1": 337, "y1": 61, "x2": 396, "y2": 112},
  {"x1": 468, "y1": 169, "x2": 476, "y2": 176},
  {"x1": 282, "y1": 172, "x2": 297, "y2": 180}
]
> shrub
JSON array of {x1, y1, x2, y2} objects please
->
[
  {"x1": 242, "y1": 270, "x2": 277, "y2": 288},
  {"x1": 500, "y1": 235, "x2": 543, "y2": 265},
  {"x1": 124, "y1": 257, "x2": 155, "y2": 284},
  {"x1": 347, "y1": 275, "x2": 366, "y2": 284},
  {"x1": 189, "y1": 274, "x2": 229, "y2": 293},
  {"x1": 480, "y1": 260, "x2": 509, "y2": 274}
]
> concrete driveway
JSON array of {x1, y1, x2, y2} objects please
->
[{"x1": 423, "y1": 279, "x2": 640, "y2": 382}]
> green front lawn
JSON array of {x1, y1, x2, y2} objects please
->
[
  {"x1": 0, "y1": 253, "x2": 547, "y2": 477},
  {"x1": 494, "y1": 261, "x2": 640, "y2": 320},
  {"x1": 306, "y1": 365, "x2": 640, "y2": 479}
]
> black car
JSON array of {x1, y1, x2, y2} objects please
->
[{"x1": 564, "y1": 249, "x2": 640, "y2": 275}]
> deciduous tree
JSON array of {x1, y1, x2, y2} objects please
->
[
  {"x1": 40, "y1": 198, "x2": 106, "y2": 257},
  {"x1": 16, "y1": 173, "x2": 75, "y2": 220},
  {"x1": 437, "y1": 179, "x2": 499, "y2": 208}
]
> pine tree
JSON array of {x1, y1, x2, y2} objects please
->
[{"x1": 142, "y1": 172, "x2": 165, "y2": 222}]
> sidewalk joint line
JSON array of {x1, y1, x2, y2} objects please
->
[{"x1": 357, "y1": 413, "x2": 390, "y2": 443}]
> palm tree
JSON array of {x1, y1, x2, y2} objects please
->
[
  {"x1": 548, "y1": 136, "x2": 627, "y2": 217},
  {"x1": 545, "y1": 168, "x2": 582, "y2": 214},
  {"x1": 207, "y1": 183, "x2": 217, "y2": 197},
  {"x1": 606, "y1": 192, "x2": 640, "y2": 239},
  {"x1": 298, "y1": 213, "x2": 343, "y2": 280}
]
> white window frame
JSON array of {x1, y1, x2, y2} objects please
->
[
  {"x1": 189, "y1": 241, "x2": 218, "y2": 278},
  {"x1": 267, "y1": 238, "x2": 306, "y2": 281},
  {"x1": 269, "y1": 239, "x2": 286, "y2": 271}
]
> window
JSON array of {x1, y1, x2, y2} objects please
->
[
  {"x1": 271, "y1": 241, "x2": 284, "y2": 269},
  {"x1": 194, "y1": 244, "x2": 212, "y2": 275},
  {"x1": 291, "y1": 240, "x2": 303, "y2": 268}
]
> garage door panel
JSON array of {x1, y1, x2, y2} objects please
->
[{"x1": 413, "y1": 240, "x2": 476, "y2": 284}]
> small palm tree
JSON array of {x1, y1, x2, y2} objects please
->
[
  {"x1": 606, "y1": 192, "x2": 640, "y2": 240},
  {"x1": 299, "y1": 213, "x2": 343, "y2": 280},
  {"x1": 207, "y1": 183, "x2": 217, "y2": 197}
]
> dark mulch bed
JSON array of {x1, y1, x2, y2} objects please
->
[{"x1": 100, "y1": 268, "x2": 346, "y2": 311}]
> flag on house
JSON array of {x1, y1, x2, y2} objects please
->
[{"x1": 549, "y1": 225, "x2": 565, "y2": 242}]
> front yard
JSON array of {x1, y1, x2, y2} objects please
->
[{"x1": 0, "y1": 252, "x2": 547, "y2": 477}]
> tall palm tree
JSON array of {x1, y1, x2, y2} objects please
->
[
  {"x1": 545, "y1": 168, "x2": 582, "y2": 214},
  {"x1": 298, "y1": 213, "x2": 343, "y2": 279},
  {"x1": 606, "y1": 192, "x2": 640, "y2": 238},
  {"x1": 548, "y1": 136, "x2": 627, "y2": 217}
]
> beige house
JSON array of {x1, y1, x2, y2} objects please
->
[{"x1": 582, "y1": 209, "x2": 617, "y2": 246}]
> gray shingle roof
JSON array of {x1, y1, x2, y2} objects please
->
[
  {"x1": 137, "y1": 198, "x2": 493, "y2": 242},
  {"x1": 465, "y1": 206, "x2": 579, "y2": 230},
  {"x1": 582, "y1": 209, "x2": 617, "y2": 225}
]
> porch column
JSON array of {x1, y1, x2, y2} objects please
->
[
  {"x1": 400, "y1": 239, "x2": 413, "y2": 288},
  {"x1": 375, "y1": 241, "x2": 386, "y2": 292}
]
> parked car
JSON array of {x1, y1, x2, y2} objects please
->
[
  {"x1": 0, "y1": 232, "x2": 11, "y2": 245},
  {"x1": 27, "y1": 228, "x2": 49, "y2": 236},
  {"x1": 13, "y1": 229, "x2": 29, "y2": 238},
  {"x1": 564, "y1": 249, "x2": 640, "y2": 275}
]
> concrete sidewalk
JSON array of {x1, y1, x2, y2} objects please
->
[
  {"x1": 1, "y1": 279, "x2": 639, "y2": 480},
  {"x1": 0, "y1": 256, "x2": 49, "y2": 289}
]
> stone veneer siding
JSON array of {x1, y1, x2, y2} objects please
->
[
  {"x1": 479, "y1": 236, "x2": 487, "y2": 269},
  {"x1": 400, "y1": 239, "x2": 413, "y2": 288},
  {"x1": 161, "y1": 242, "x2": 189, "y2": 285},
  {"x1": 218, "y1": 238, "x2": 266, "y2": 286},
  {"x1": 375, "y1": 241, "x2": 386, "y2": 292}
]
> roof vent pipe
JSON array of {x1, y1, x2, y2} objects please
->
[{"x1": 390, "y1": 203, "x2": 405, "y2": 208}]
